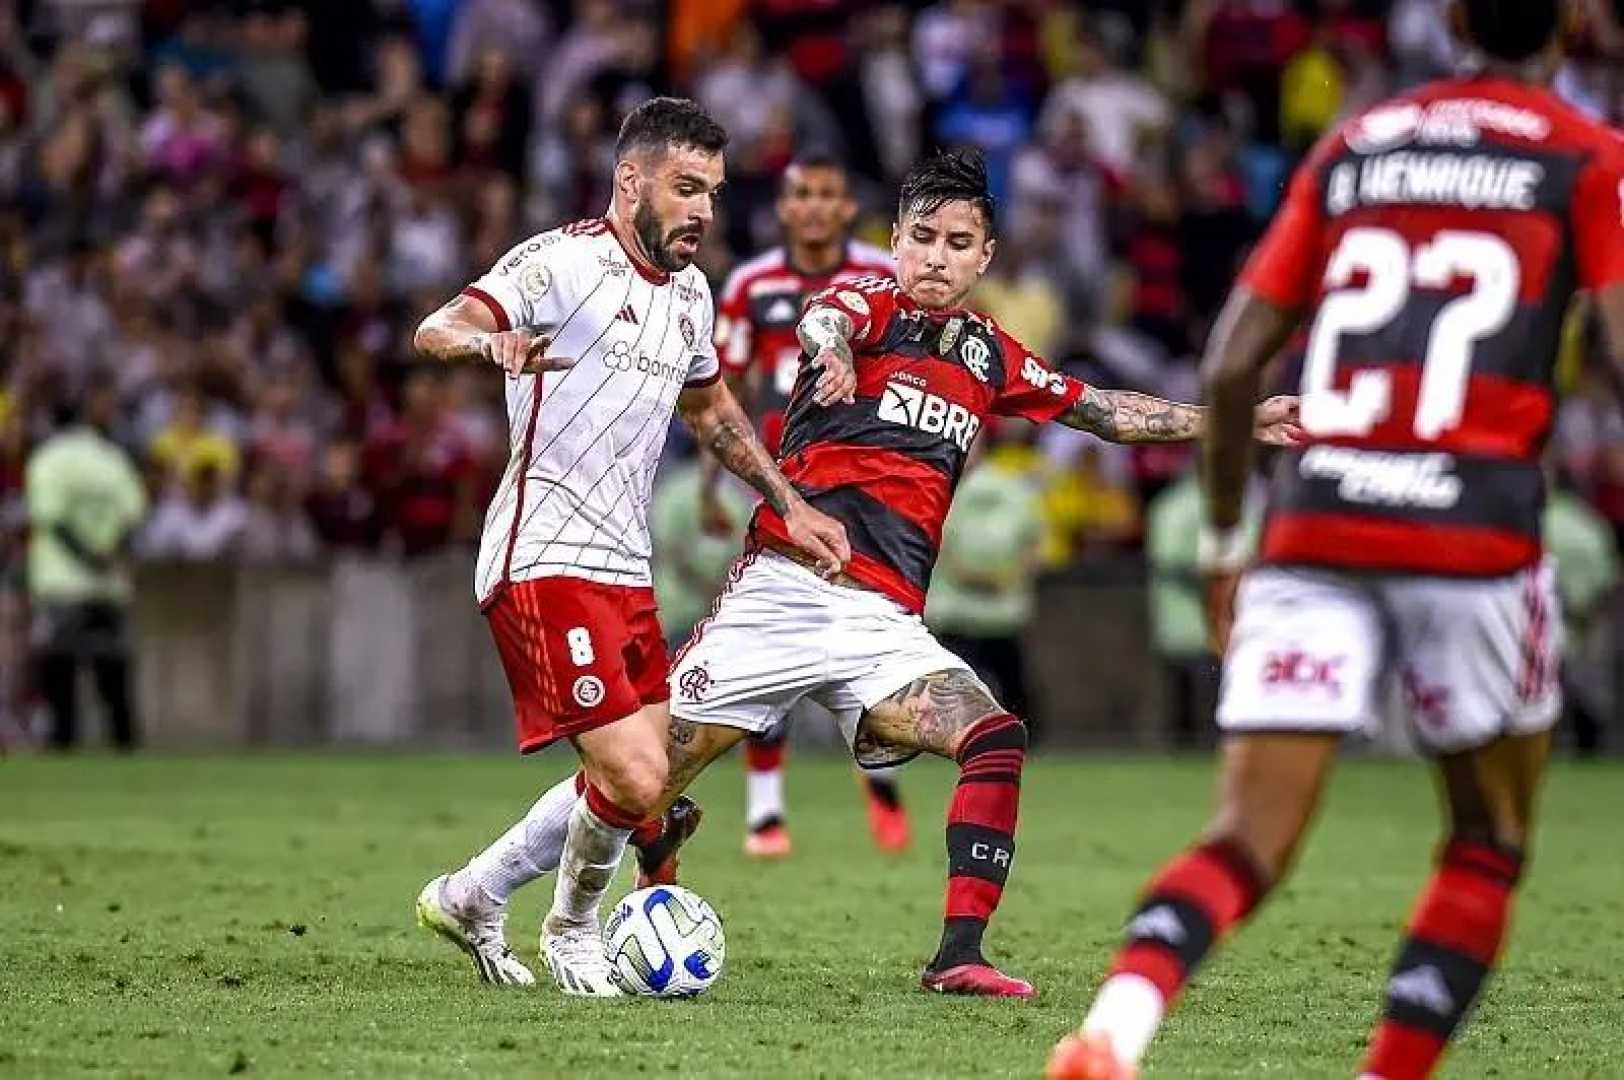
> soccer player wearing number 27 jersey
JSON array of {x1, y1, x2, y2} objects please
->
[
  {"x1": 653, "y1": 150, "x2": 1298, "y2": 998},
  {"x1": 1052, "y1": 2, "x2": 1624, "y2": 1077},
  {"x1": 409, "y1": 98, "x2": 850, "y2": 997}
]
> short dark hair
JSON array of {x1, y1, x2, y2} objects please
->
[
  {"x1": 897, "y1": 148, "x2": 996, "y2": 234},
  {"x1": 615, "y1": 97, "x2": 728, "y2": 162},
  {"x1": 1462, "y1": 0, "x2": 1560, "y2": 63}
]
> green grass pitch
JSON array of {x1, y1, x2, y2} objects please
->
[{"x1": 3, "y1": 752, "x2": 1622, "y2": 1078}]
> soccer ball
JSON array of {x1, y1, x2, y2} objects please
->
[{"x1": 604, "y1": 885, "x2": 726, "y2": 998}]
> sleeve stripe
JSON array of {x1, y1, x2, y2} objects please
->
[
  {"x1": 461, "y1": 286, "x2": 512, "y2": 332},
  {"x1": 684, "y1": 370, "x2": 722, "y2": 389}
]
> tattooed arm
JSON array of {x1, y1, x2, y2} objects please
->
[
  {"x1": 1058, "y1": 385, "x2": 1206, "y2": 442},
  {"x1": 677, "y1": 378, "x2": 850, "y2": 572},
  {"x1": 1057, "y1": 384, "x2": 1302, "y2": 447},
  {"x1": 796, "y1": 305, "x2": 858, "y2": 406}
]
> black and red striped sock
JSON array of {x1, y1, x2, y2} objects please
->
[
  {"x1": 1360, "y1": 837, "x2": 1523, "y2": 1080},
  {"x1": 1109, "y1": 839, "x2": 1268, "y2": 1004},
  {"x1": 932, "y1": 712, "x2": 1027, "y2": 970}
]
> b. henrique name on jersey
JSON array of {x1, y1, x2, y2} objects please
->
[{"x1": 1241, "y1": 76, "x2": 1624, "y2": 577}]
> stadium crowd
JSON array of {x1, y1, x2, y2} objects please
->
[{"x1": 1, "y1": 0, "x2": 1620, "y2": 746}]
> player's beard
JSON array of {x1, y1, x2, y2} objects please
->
[{"x1": 634, "y1": 202, "x2": 702, "y2": 273}]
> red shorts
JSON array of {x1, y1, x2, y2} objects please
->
[{"x1": 483, "y1": 576, "x2": 671, "y2": 754}]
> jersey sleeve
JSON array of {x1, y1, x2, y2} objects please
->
[
  {"x1": 461, "y1": 231, "x2": 574, "y2": 332},
  {"x1": 685, "y1": 277, "x2": 722, "y2": 388},
  {"x1": 1572, "y1": 135, "x2": 1624, "y2": 291},
  {"x1": 990, "y1": 327, "x2": 1088, "y2": 423},
  {"x1": 804, "y1": 275, "x2": 901, "y2": 350},
  {"x1": 714, "y1": 267, "x2": 754, "y2": 376},
  {"x1": 1238, "y1": 138, "x2": 1334, "y2": 310}
]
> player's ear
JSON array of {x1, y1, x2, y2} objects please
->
[
  {"x1": 889, "y1": 221, "x2": 900, "y2": 255},
  {"x1": 978, "y1": 236, "x2": 997, "y2": 276},
  {"x1": 614, "y1": 158, "x2": 640, "y2": 206}
]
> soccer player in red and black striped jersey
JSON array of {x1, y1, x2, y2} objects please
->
[
  {"x1": 652, "y1": 150, "x2": 1298, "y2": 998},
  {"x1": 1053, "y1": 1, "x2": 1624, "y2": 1076},
  {"x1": 706, "y1": 154, "x2": 909, "y2": 861}
]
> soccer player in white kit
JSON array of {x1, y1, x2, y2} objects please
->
[{"x1": 409, "y1": 98, "x2": 849, "y2": 994}]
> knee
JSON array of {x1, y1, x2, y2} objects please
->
[{"x1": 594, "y1": 752, "x2": 668, "y2": 820}]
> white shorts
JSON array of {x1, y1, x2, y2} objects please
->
[
  {"x1": 1218, "y1": 561, "x2": 1562, "y2": 755},
  {"x1": 668, "y1": 551, "x2": 980, "y2": 768}
]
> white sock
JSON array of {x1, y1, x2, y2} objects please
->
[
  {"x1": 745, "y1": 767, "x2": 784, "y2": 830},
  {"x1": 447, "y1": 775, "x2": 577, "y2": 908},
  {"x1": 1082, "y1": 974, "x2": 1167, "y2": 1066},
  {"x1": 547, "y1": 797, "x2": 631, "y2": 931}
]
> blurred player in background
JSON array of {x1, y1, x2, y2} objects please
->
[
  {"x1": 1052, "y1": 1, "x2": 1624, "y2": 1076},
  {"x1": 410, "y1": 98, "x2": 848, "y2": 996},
  {"x1": 650, "y1": 149, "x2": 1297, "y2": 998},
  {"x1": 707, "y1": 153, "x2": 909, "y2": 859}
]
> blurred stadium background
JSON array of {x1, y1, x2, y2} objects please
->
[{"x1": 2, "y1": 0, "x2": 1621, "y2": 755}]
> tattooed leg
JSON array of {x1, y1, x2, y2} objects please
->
[
  {"x1": 658, "y1": 714, "x2": 746, "y2": 809},
  {"x1": 864, "y1": 669, "x2": 1036, "y2": 994},
  {"x1": 859, "y1": 669, "x2": 1004, "y2": 759},
  {"x1": 626, "y1": 715, "x2": 746, "y2": 888}
]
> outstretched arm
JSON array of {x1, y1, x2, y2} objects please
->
[
  {"x1": 1056, "y1": 383, "x2": 1300, "y2": 447},
  {"x1": 1057, "y1": 386, "x2": 1206, "y2": 442},
  {"x1": 677, "y1": 378, "x2": 850, "y2": 573}
]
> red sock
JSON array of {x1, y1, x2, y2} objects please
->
[
  {"x1": 1361, "y1": 837, "x2": 1522, "y2": 1080},
  {"x1": 933, "y1": 713, "x2": 1026, "y2": 969},
  {"x1": 583, "y1": 781, "x2": 645, "y2": 831},
  {"x1": 1109, "y1": 840, "x2": 1267, "y2": 1005},
  {"x1": 745, "y1": 737, "x2": 785, "y2": 772}
]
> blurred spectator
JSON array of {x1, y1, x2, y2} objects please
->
[
  {"x1": 1043, "y1": 444, "x2": 1140, "y2": 564},
  {"x1": 1544, "y1": 475, "x2": 1620, "y2": 755},
  {"x1": 447, "y1": 0, "x2": 551, "y2": 87},
  {"x1": 1144, "y1": 468, "x2": 1260, "y2": 748},
  {"x1": 234, "y1": 8, "x2": 318, "y2": 138},
  {"x1": 453, "y1": 47, "x2": 532, "y2": 181},
  {"x1": 148, "y1": 382, "x2": 241, "y2": 490},
  {"x1": 305, "y1": 439, "x2": 383, "y2": 551},
  {"x1": 238, "y1": 464, "x2": 319, "y2": 565},
  {"x1": 362, "y1": 367, "x2": 479, "y2": 557},
  {"x1": 139, "y1": 460, "x2": 247, "y2": 560},
  {"x1": 24, "y1": 385, "x2": 146, "y2": 750},
  {"x1": 139, "y1": 64, "x2": 227, "y2": 186},
  {"x1": 934, "y1": 40, "x2": 1035, "y2": 206},
  {"x1": 926, "y1": 443, "x2": 1043, "y2": 729},
  {"x1": 1039, "y1": 17, "x2": 1171, "y2": 183}
]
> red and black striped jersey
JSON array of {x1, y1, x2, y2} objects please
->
[
  {"x1": 1241, "y1": 75, "x2": 1624, "y2": 577},
  {"x1": 750, "y1": 275, "x2": 1088, "y2": 613},
  {"x1": 714, "y1": 241, "x2": 894, "y2": 454}
]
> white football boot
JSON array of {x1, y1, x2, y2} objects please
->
[
  {"x1": 541, "y1": 917, "x2": 624, "y2": 997},
  {"x1": 415, "y1": 874, "x2": 535, "y2": 987}
]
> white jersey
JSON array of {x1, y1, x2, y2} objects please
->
[{"x1": 462, "y1": 218, "x2": 721, "y2": 603}]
